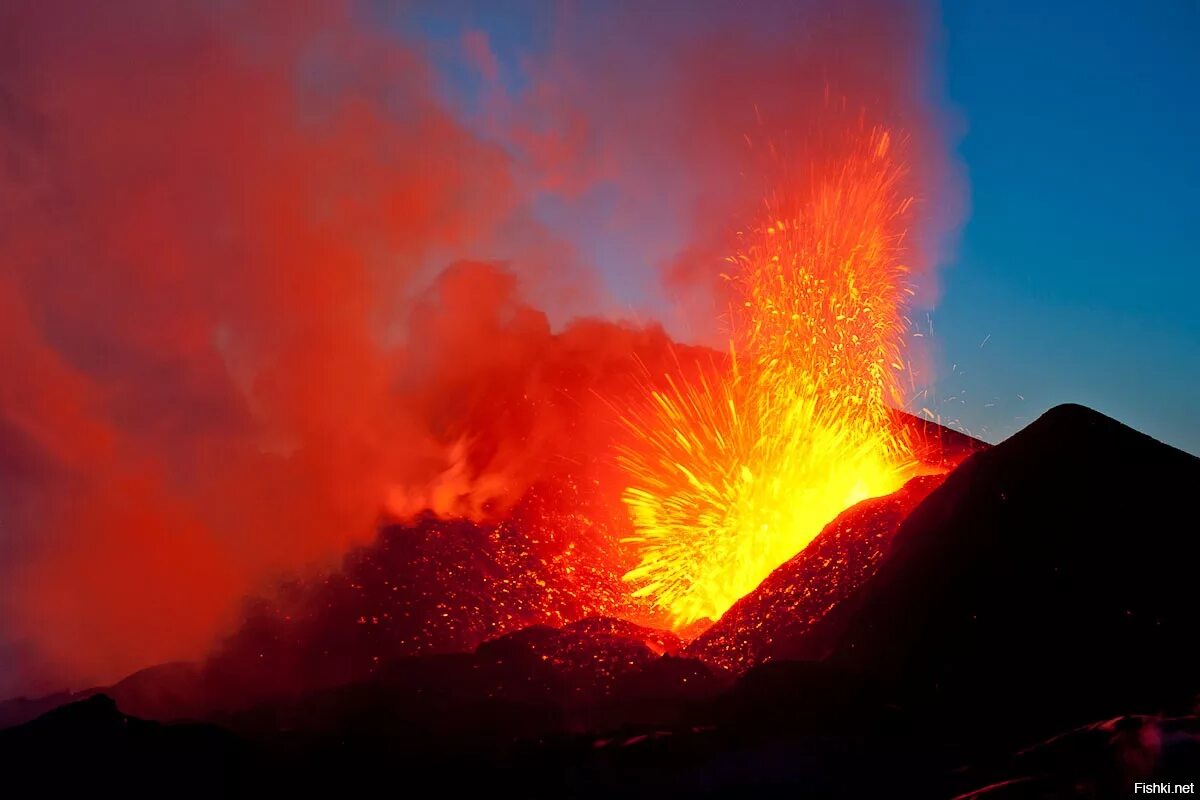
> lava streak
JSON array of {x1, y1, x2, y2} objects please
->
[{"x1": 618, "y1": 122, "x2": 918, "y2": 626}]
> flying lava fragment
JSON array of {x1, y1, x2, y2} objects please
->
[{"x1": 617, "y1": 122, "x2": 920, "y2": 626}]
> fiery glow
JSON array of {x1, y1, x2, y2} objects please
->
[{"x1": 618, "y1": 123, "x2": 918, "y2": 626}]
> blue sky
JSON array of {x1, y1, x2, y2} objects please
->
[
  {"x1": 399, "y1": 1, "x2": 1199, "y2": 454},
  {"x1": 936, "y1": 1, "x2": 1199, "y2": 452}
]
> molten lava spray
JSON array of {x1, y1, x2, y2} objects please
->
[
  {"x1": 0, "y1": 0, "x2": 960, "y2": 698},
  {"x1": 618, "y1": 122, "x2": 917, "y2": 626}
]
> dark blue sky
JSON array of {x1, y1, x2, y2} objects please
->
[
  {"x1": 402, "y1": 1, "x2": 1199, "y2": 453},
  {"x1": 936, "y1": 1, "x2": 1199, "y2": 453}
]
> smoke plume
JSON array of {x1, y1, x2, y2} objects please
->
[{"x1": 0, "y1": 0, "x2": 961, "y2": 696}]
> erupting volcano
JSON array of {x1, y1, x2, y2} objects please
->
[
  {"x1": 358, "y1": 118, "x2": 940, "y2": 640},
  {"x1": 618, "y1": 122, "x2": 920, "y2": 625},
  {"x1": 0, "y1": 0, "x2": 966, "y2": 700},
  {"x1": 7, "y1": 2, "x2": 1196, "y2": 797}
]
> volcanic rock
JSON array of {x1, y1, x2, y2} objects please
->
[
  {"x1": 243, "y1": 616, "x2": 724, "y2": 741},
  {"x1": 688, "y1": 472, "x2": 947, "y2": 672},
  {"x1": 892, "y1": 408, "x2": 990, "y2": 469},
  {"x1": 199, "y1": 480, "x2": 645, "y2": 709},
  {"x1": 948, "y1": 713, "x2": 1200, "y2": 799},
  {"x1": 6, "y1": 404, "x2": 1198, "y2": 798},
  {"x1": 0, "y1": 694, "x2": 243, "y2": 796},
  {"x1": 831, "y1": 403, "x2": 1200, "y2": 740}
]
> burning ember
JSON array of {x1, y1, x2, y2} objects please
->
[{"x1": 618, "y1": 123, "x2": 919, "y2": 626}]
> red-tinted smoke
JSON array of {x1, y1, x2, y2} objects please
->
[{"x1": 0, "y1": 0, "x2": 960, "y2": 695}]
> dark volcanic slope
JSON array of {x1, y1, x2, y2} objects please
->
[
  {"x1": 687, "y1": 413, "x2": 986, "y2": 673},
  {"x1": 832, "y1": 403, "x2": 1200, "y2": 737},
  {"x1": 231, "y1": 616, "x2": 727, "y2": 745},
  {"x1": 688, "y1": 473, "x2": 946, "y2": 673},
  {"x1": 3, "y1": 405, "x2": 1199, "y2": 797},
  {"x1": 892, "y1": 408, "x2": 989, "y2": 470},
  {"x1": 0, "y1": 694, "x2": 242, "y2": 797}
]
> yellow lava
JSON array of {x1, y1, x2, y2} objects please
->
[{"x1": 618, "y1": 124, "x2": 917, "y2": 626}]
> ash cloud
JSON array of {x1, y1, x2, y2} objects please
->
[{"x1": 0, "y1": 0, "x2": 962, "y2": 696}]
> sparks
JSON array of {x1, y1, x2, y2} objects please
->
[{"x1": 618, "y1": 122, "x2": 919, "y2": 626}]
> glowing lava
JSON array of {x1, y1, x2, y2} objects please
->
[{"x1": 618, "y1": 123, "x2": 918, "y2": 626}]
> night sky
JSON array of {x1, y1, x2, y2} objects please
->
[{"x1": 403, "y1": 0, "x2": 1200, "y2": 453}]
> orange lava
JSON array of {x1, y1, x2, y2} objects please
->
[{"x1": 617, "y1": 122, "x2": 919, "y2": 626}]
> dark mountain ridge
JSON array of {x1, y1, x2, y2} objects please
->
[
  {"x1": 3, "y1": 405, "x2": 1197, "y2": 797},
  {"x1": 831, "y1": 403, "x2": 1200, "y2": 741}
]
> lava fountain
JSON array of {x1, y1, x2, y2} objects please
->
[{"x1": 617, "y1": 122, "x2": 919, "y2": 626}]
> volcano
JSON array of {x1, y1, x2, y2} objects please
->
[
  {"x1": 3, "y1": 404, "x2": 1198, "y2": 797},
  {"x1": 831, "y1": 403, "x2": 1200, "y2": 738},
  {"x1": 3, "y1": 3, "x2": 1192, "y2": 797}
]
